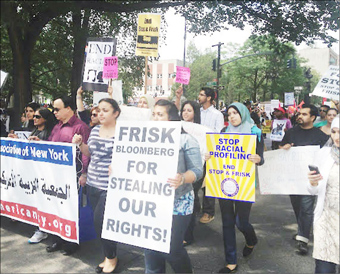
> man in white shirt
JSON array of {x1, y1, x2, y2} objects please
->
[{"x1": 198, "y1": 87, "x2": 224, "y2": 224}]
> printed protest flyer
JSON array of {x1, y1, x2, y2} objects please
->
[
  {"x1": 206, "y1": 133, "x2": 256, "y2": 203},
  {"x1": 135, "y1": 13, "x2": 161, "y2": 57}
]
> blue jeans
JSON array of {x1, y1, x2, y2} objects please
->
[
  {"x1": 219, "y1": 199, "x2": 257, "y2": 264},
  {"x1": 144, "y1": 214, "x2": 192, "y2": 273},
  {"x1": 315, "y1": 259, "x2": 337, "y2": 273},
  {"x1": 289, "y1": 195, "x2": 316, "y2": 243}
]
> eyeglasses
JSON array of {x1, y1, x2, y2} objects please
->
[
  {"x1": 91, "y1": 113, "x2": 98, "y2": 117},
  {"x1": 33, "y1": 115, "x2": 42, "y2": 119}
]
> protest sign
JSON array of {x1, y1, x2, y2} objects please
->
[
  {"x1": 93, "y1": 80, "x2": 123, "y2": 106},
  {"x1": 102, "y1": 121, "x2": 181, "y2": 253},
  {"x1": 205, "y1": 133, "x2": 256, "y2": 202},
  {"x1": 119, "y1": 106, "x2": 152, "y2": 121},
  {"x1": 265, "y1": 104, "x2": 271, "y2": 115},
  {"x1": 262, "y1": 120, "x2": 272, "y2": 134},
  {"x1": 82, "y1": 37, "x2": 117, "y2": 92},
  {"x1": 175, "y1": 66, "x2": 191, "y2": 85},
  {"x1": 103, "y1": 56, "x2": 118, "y2": 79},
  {"x1": 312, "y1": 65, "x2": 339, "y2": 100},
  {"x1": 270, "y1": 100, "x2": 280, "y2": 113},
  {"x1": 258, "y1": 146, "x2": 320, "y2": 195},
  {"x1": 14, "y1": 131, "x2": 31, "y2": 140},
  {"x1": 181, "y1": 121, "x2": 210, "y2": 166},
  {"x1": 135, "y1": 13, "x2": 161, "y2": 57},
  {"x1": 284, "y1": 92, "x2": 295, "y2": 106},
  {"x1": 1, "y1": 70, "x2": 9, "y2": 88},
  {"x1": 0, "y1": 138, "x2": 79, "y2": 243},
  {"x1": 270, "y1": 119, "x2": 287, "y2": 142}
]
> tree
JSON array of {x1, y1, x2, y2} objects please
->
[
  {"x1": 218, "y1": 35, "x2": 311, "y2": 104},
  {"x1": 1, "y1": 0, "x2": 338, "y2": 126}
]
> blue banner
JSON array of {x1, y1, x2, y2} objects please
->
[{"x1": 0, "y1": 139, "x2": 73, "y2": 166}]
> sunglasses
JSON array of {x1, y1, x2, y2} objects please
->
[
  {"x1": 53, "y1": 108, "x2": 61, "y2": 112},
  {"x1": 33, "y1": 115, "x2": 42, "y2": 119},
  {"x1": 91, "y1": 113, "x2": 98, "y2": 117},
  {"x1": 320, "y1": 109, "x2": 327, "y2": 112}
]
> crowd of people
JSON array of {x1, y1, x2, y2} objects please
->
[{"x1": 1, "y1": 85, "x2": 339, "y2": 274}]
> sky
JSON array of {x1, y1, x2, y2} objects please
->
[{"x1": 158, "y1": 8, "x2": 340, "y2": 61}]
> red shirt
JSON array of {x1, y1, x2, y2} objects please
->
[{"x1": 48, "y1": 115, "x2": 90, "y2": 173}]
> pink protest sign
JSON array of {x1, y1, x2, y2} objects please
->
[
  {"x1": 175, "y1": 66, "x2": 191, "y2": 85},
  {"x1": 103, "y1": 56, "x2": 118, "y2": 79}
]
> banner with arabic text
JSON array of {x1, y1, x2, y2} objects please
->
[{"x1": 0, "y1": 138, "x2": 79, "y2": 243}]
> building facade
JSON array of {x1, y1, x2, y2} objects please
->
[
  {"x1": 298, "y1": 47, "x2": 339, "y2": 76},
  {"x1": 133, "y1": 59, "x2": 184, "y2": 98}
]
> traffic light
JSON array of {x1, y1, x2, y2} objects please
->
[
  {"x1": 217, "y1": 69, "x2": 222, "y2": 78},
  {"x1": 292, "y1": 58, "x2": 297, "y2": 69},
  {"x1": 212, "y1": 59, "x2": 217, "y2": 71},
  {"x1": 287, "y1": 59, "x2": 291, "y2": 69}
]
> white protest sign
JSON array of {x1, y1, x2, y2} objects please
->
[
  {"x1": 181, "y1": 121, "x2": 210, "y2": 166},
  {"x1": 284, "y1": 92, "x2": 295, "y2": 106},
  {"x1": 102, "y1": 121, "x2": 181, "y2": 253},
  {"x1": 0, "y1": 138, "x2": 79, "y2": 243},
  {"x1": 93, "y1": 92, "x2": 109, "y2": 106},
  {"x1": 92, "y1": 80, "x2": 123, "y2": 106},
  {"x1": 111, "y1": 80, "x2": 124, "y2": 105},
  {"x1": 82, "y1": 38, "x2": 116, "y2": 92},
  {"x1": 1, "y1": 70, "x2": 9, "y2": 88},
  {"x1": 258, "y1": 146, "x2": 320, "y2": 195},
  {"x1": 14, "y1": 131, "x2": 31, "y2": 140},
  {"x1": 270, "y1": 119, "x2": 287, "y2": 142},
  {"x1": 270, "y1": 100, "x2": 280, "y2": 113},
  {"x1": 312, "y1": 65, "x2": 339, "y2": 100},
  {"x1": 265, "y1": 104, "x2": 271, "y2": 115},
  {"x1": 118, "y1": 106, "x2": 152, "y2": 121}
]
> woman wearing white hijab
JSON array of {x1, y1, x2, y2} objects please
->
[
  {"x1": 137, "y1": 94, "x2": 155, "y2": 112},
  {"x1": 307, "y1": 115, "x2": 339, "y2": 274}
]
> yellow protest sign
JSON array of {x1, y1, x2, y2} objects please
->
[
  {"x1": 136, "y1": 13, "x2": 161, "y2": 57},
  {"x1": 262, "y1": 120, "x2": 272, "y2": 134},
  {"x1": 206, "y1": 133, "x2": 256, "y2": 202}
]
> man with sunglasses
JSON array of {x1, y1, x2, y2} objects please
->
[
  {"x1": 46, "y1": 95, "x2": 90, "y2": 255},
  {"x1": 314, "y1": 105, "x2": 330, "y2": 127}
]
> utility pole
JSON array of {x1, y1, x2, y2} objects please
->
[{"x1": 212, "y1": 42, "x2": 224, "y2": 110}]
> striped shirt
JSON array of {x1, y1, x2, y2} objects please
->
[{"x1": 86, "y1": 126, "x2": 114, "y2": 190}]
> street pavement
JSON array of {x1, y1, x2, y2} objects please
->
[{"x1": 1, "y1": 136, "x2": 316, "y2": 273}]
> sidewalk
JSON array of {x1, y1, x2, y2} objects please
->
[{"x1": 1, "y1": 186, "x2": 315, "y2": 273}]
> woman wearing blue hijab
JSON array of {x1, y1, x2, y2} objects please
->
[{"x1": 217, "y1": 102, "x2": 264, "y2": 273}]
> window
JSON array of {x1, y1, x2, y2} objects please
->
[
  {"x1": 157, "y1": 74, "x2": 162, "y2": 79},
  {"x1": 330, "y1": 55, "x2": 337, "y2": 65}
]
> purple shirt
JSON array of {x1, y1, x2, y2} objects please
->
[
  {"x1": 271, "y1": 117, "x2": 292, "y2": 130},
  {"x1": 48, "y1": 115, "x2": 90, "y2": 173}
]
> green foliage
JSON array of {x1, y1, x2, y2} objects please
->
[{"x1": 183, "y1": 42, "x2": 217, "y2": 100}]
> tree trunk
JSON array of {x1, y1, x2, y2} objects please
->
[
  {"x1": 70, "y1": 9, "x2": 90, "y2": 102},
  {"x1": 7, "y1": 26, "x2": 33, "y2": 129}
]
